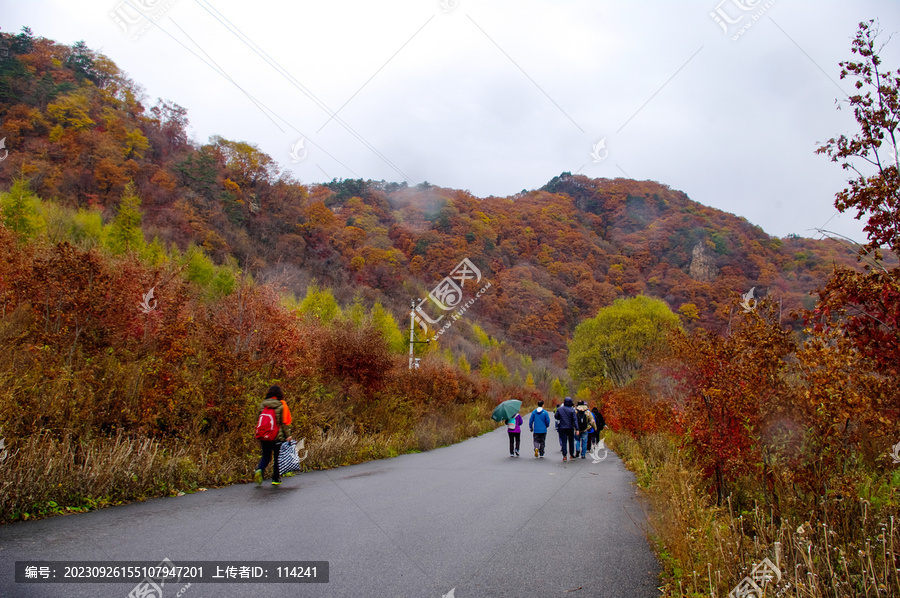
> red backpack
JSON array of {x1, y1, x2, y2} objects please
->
[{"x1": 255, "y1": 405, "x2": 279, "y2": 441}]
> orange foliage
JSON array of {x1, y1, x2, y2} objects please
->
[{"x1": 0, "y1": 31, "x2": 881, "y2": 360}]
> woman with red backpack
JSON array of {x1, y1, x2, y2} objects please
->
[{"x1": 253, "y1": 385, "x2": 293, "y2": 486}]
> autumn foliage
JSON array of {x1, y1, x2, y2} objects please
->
[
  {"x1": 0, "y1": 215, "x2": 540, "y2": 521},
  {"x1": 0, "y1": 27, "x2": 873, "y2": 362}
]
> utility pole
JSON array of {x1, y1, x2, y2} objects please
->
[
  {"x1": 408, "y1": 299, "x2": 427, "y2": 370},
  {"x1": 408, "y1": 299, "x2": 416, "y2": 370}
]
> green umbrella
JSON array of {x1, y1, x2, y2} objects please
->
[{"x1": 491, "y1": 399, "x2": 522, "y2": 423}]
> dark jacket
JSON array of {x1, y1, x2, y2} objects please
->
[
  {"x1": 555, "y1": 397, "x2": 577, "y2": 430},
  {"x1": 258, "y1": 398, "x2": 291, "y2": 443},
  {"x1": 592, "y1": 408, "x2": 605, "y2": 431}
]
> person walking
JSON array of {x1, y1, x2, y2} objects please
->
[
  {"x1": 507, "y1": 412, "x2": 523, "y2": 457},
  {"x1": 586, "y1": 405, "x2": 595, "y2": 452},
  {"x1": 575, "y1": 401, "x2": 594, "y2": 459},
  {"x1": 591, "y1": 405, "x2": 605, "y2": 447},
  {"x1": 554, "y1": 397, "x2": 577, "y2": 461},
  {"x1": 529, "y1": 400, "x2": 551, "y2": 458},
  {"x1": 552, "y1": 401, "x2": 563, "y2": 453},
  {"x1": 254, "y1": 385, "x2": 292, "y2": 486}
]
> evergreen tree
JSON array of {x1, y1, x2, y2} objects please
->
[
  {"x1": 106, "y1": 181, "x2": 145, "y2": 254},
  {"x1": 297, "y1": 282, "x2": 342, "y2": 324},
  {"x1": 0, "y1": 179, "x2": 44, "y2": 240}
]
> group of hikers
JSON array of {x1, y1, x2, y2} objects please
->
[
  {"x1": 251, "y1": 386, "x2": 608, "y2": 485},
  {"x1": 505, "y1": 397, "x2": 605, "y2": 461}
]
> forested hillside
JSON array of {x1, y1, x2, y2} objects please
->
[
  {"x1": 0, "y1": 27, "x2": 873, "y2": 362},
  {"x1": 4, "y1": 23, "x2": 900, "y2": 597}
]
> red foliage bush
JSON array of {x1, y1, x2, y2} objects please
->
[
  {"x1": 600, "y1": 377, "x2": 676, "y2": 437},
  {"x1": 387, "y1": 362, "x2": 480, "y2": 407},
  {"x1": 316, "y1": 322, "x2": 393, "y2": 390}
]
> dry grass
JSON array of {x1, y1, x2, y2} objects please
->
[
  {"x1": 302, "y1": 402, "x2": 496, "y2": 469},
  {"x1": 0, "y1": 432, "x2": 232, "y2": 520},
  {"x1": 607, "y1": 431, "x2": 900, "y2": 597},
  {"x1": 0, "y1": 400, "x2": 498, "y2": 523}
]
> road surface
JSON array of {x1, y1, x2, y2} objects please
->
[{"x1": 0, "y1": 427, "x2": 660, "y2": 597}]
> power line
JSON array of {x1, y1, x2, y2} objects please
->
[
  {"x1": 194, "y1": 0, "x2": 413, "y2": 184},
  {"x1": 168, "y1": 18, "x2": 284, "y2": 133},
  {"x1": 120, "y1": 1, "x2": 358, "y2": 175}
]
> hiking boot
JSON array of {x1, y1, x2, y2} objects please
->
[
  {"x1": 271, "y1": 480, "x2": 282, "y2": 486},
  {"x1": 253, "y1": 469, "x2": 262, "y2": 485},
  {"x1": 535, "y1": 448, "x2": 539, "y2": 458}
]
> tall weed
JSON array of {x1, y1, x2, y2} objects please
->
[{"x1": 608, "y1": 431, "x2": 900, "y2": 597}]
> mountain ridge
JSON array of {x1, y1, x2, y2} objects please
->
[{"x1": 0, "y1": 28, "x2": 873, "y2": 358}]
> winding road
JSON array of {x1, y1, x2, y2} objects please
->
[{"x1": 0, "y1": 427, "x2": 660, "y2": 597}]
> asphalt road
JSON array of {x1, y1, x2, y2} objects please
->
[{"x1": 0, "y1": 427, "x2": 660, "y2": 598}]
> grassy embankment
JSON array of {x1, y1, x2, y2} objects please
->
[{"x1": 608, "y1": 431, "x2": 900, "y2": 597}]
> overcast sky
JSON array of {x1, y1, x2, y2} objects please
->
[{"x1": 3, "y1": 0, "x2": 899, "y2": 242}]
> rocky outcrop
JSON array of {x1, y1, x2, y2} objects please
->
[{"x1": 689, "y1": 242, "x2": 719, "y2": 282}]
